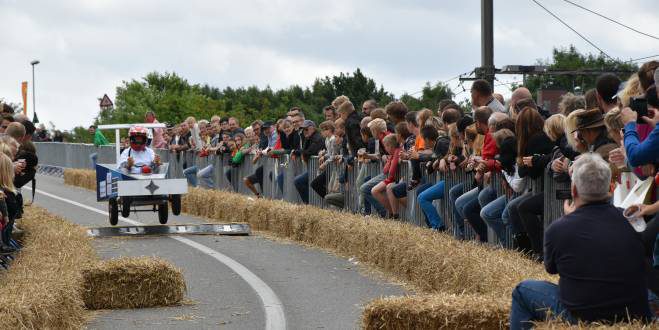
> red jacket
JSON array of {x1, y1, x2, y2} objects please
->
[
  {"x1": 481, "y1": 130, "x2": 501, "y2": 172},
  {"x1": 383, "y1": 147, "x2": 401, "y2": 185}
]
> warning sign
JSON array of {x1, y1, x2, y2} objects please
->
[{"x1": 99, "y1": 94, "x2": 113, "y2": 109}]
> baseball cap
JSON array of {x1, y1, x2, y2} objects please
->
[{"x1": 262, "y1": 121, "x2": 274, "y2": 128}]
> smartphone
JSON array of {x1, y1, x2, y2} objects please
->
[
  {"x1": 555, "y1": 189, "x2": 572, "y2": 200},
  {"x1": 630, "y1": 97, "x2": 648, "y2": 124}
]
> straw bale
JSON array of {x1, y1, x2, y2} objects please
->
[
  {"x1": 182, "y1": 188, "x2": 553, "y2": 296},
  {"x1": 64, "y1": 168, "x2": 97, "y2": 190},
  {"x1": 82, "y1": 256, "x2": 186, "y2": 310},
  {"x1": 0, "y1": 206, "x2": 97, "y2": 329},
  {"x1": 362, "y1": 293, "x2": 510, "y2": 329}
]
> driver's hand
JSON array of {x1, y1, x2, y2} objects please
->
[
  {"x1": 127, "y1": 157, "x2": 135, "y2": 168},
  {"x1": 154, "y1": 155, "x2": 161, "y2": 166}
]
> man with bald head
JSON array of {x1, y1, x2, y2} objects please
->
[{"x1": 509, "y1": 87, "x2": 533, "y2": 120}]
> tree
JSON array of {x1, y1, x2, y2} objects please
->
[
  {"x1": 400, "y1": 82, "x2": 454, "y2": 111},
  {"x1": 522, "y1": 45, "x2": 638, "y2": 97}
]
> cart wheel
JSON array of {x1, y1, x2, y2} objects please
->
[
  {"x1": 158, "y1": 203, "x2": 169, "y2": 224},
  {"x1": 170, "y1": 194, "x2": 181, "y2": 216},
  {"x1": 109, "y1": 198, "x2": 119, "y2": 226},
  {"x1": 121, "y1": 197, "x2": 131, "y2": 218}
]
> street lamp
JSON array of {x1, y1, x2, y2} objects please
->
[{"x1": 30, "y1": 60, "x2": 40, "y2": 122}]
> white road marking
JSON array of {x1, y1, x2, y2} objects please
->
[{"x1": 27, "y1": 187, "x2": 287, "y2": 330}]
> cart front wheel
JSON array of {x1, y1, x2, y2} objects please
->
[
  {"x1": 158, "y1": 203, "x2": 168, "y2": 224},
  {"x1": 109, "y1": 198, "x2": 119, "y2": 226},
  {"x1": 170, "y1": 194, "x2": 181, "y2": 216}
]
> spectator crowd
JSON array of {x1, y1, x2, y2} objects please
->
[
  {"x1": 21, "y1": 60, "x2": 659, "y2": 327},
  {"x1": 0, "y1": 104, "x2": 40, "y2": 260}
]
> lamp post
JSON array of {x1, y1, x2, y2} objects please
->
[{"x1": 30, "y1": 60, "x2": 40, "y2": 121}]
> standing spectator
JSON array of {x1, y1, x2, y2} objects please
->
[
  {"x1": 384, "y1": 101, "x2": 408, "y2": 125},
  {"x1": 471, "y1": 79, "x2": 506, "y2": 113},
  {"x1": 359, "y1": 118, "x2": 390, "y2": 217},
  {"x1": 88, "y1": 125, "x2": 109, "y2": 146},
  {"x1": 145, "y1": 111, "x2": 166, "y2": 149},
  {"x1": 337, "y1": 100, "x2": 365, "y2": 157},
  {"x1": 310, "y1": 120, "x2": 338, "y2": 199},
  {"x1": 510, "y1": 108, "x2": 553, "y2": 259},
  {"x1": 411, "y1": 125, "x2": 452, "y2": 230},
  {"x1": 510, "y1": 153, "x2": 650, "y2": 329},
  {"x1": 293, "y1": 120, "x2": 324, "y2": 204},
  {"x1": 595, "y1": 73, "x2": 622, "y2": 114},
  {"x1": 323, "y1": 106, "x2": 338, "y2": 122},
  {"x1": 228, "y1": 117, "x2": 245, "y2": 137},
  {"x1": 362, "y1": 100, "x2": 377, "y2": 116},
  {"x1": 0, "y1": 114, "x2": 14, "y2": 134},
  {"x1": 370, "y1": 134, "x2": 402, "y2": 218},
  {"x1": 573, "y1": 109, "x2": 617, "y2": 161}
]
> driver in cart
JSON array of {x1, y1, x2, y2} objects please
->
[{"x1": 119, "y1": 126, "x2": 161, "y2": 174}]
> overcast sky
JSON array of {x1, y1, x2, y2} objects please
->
[{"x1": 1, "y1": 0, "x2": 658, "y2": 130}]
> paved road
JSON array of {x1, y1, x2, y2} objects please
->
[{"x1": 30, "y1": 174, "x2": 405, "y2": 330}]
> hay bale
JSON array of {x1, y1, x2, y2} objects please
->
[
  {"x1": 82, "y1": 256, "x2": 186, "y2": 309},
  {"x1": 0, "y1": 206, "x2": 97, "y2": 329},
  {"x1": 182, "y1": 188, "x2": 553, "y2": 297},
  {"x1": 64, "y1": 168, "x2": 97, "y2": 190},
  {"x1": 362, "y1": 293, "x2": 510, "y2": 329}
]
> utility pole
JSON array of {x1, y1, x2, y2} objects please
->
[{"x1": 481, "y1": 0, "x2": 494, "y2": 86}]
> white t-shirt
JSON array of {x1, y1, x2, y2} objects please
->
[{"x1": 119, "y1": 147, "x2": 156, "y2": 174}]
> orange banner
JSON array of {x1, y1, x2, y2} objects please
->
[{"x1": 21, "y1": 81, "x2": 28, "y2": 114}]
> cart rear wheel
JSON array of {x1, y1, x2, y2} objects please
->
[
  {"x1": 170, "y1": 194, "x2": 181, "y2": 216},
  {"x1": 109, "y1": 198, "x2": 119, "y2": 226},
  {"x1": 158, "y1": 203, "x2": 168, "y2": 224},
  {"x1": 121, "y1": 197, "x2": 131, "y2": 218}
]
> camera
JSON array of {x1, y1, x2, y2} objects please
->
[
  {"x1": 629, "y1": 97, "x2": 648, "y2": 124},
  {"x1": 555, "y1": 189, "x2": 572, "y2": 200}
]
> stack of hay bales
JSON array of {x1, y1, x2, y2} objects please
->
[
  {"x1": 64, "y1": 168, "x2": 97, "y2": 190},
  {"x1": 181, "y1": 188, "x2": 558, "y2": 328},
  {"x1": 0, "y1": 206, "x2": 97, "y2": 329},
  {"x1": 82, "y1": 256, "x2": 186, "y2": 309}
]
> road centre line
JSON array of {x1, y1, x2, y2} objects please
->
[{"x1": 27, "y1": 187, "x2": 286, "y2": 330}]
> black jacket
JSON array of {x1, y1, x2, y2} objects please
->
[
  {"x1": 518, "y1": 132, "x2": 553, "y2": 178},
  {"x1": 419, "y1": 135, "x2": 450, "y2": 162},
  {"x1": 345, "y1": 111, "x2": 365, "y2": 156},
  {"x1": 279, "y1": 130, "x2": 301, "y2": 152},
  {"x1": 297, "y1": 130, "x2": 324, "y2": 161},
  {"x1": 14, "y1": 145, "x2": 38, "y2": 189}
]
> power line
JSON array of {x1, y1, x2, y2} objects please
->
[
  {"x1": 627, "y1": 54, "x2": 659, "y2": 63},
  {"x1": 530, "y1": 0, "x2": 614, "y2": 60},
  {"x1": 561, "y1": 0, "x2": 659, "y2": 41}
]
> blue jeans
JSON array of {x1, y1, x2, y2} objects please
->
[
  {"x1": 294, "y1": 171, "x2": 310, "y2": 204},
  {"x1": 481, "y1": 195, "x2": 508, "y2": 245},
  {"x1": 510, "y1": 280, "x2": 573, "y2": 330},
  {"x1": 198, "y1": 165, "x2": 214, "y2": 188},
  {"x1": 183, "y1": 166, "x2": 198, "y2": 187},
  {"x1": 463, "y1": 186, "x2": 496, "y2": 241},
  {"x1": 448, "y1": 183, "x2": 466, "y2": 238},
  {"x1": 505, "y1": 193, "x2": 530, "y2": 235},
  {"x1": 360, "y1": 174, "x2": 387, "y2": 217},
  {"x1": 417, "y1": 180, "x2": 445, "y2": 229},
  {"x1": 277, "y1": 173, "x2": 284, "y2": 193},
  {"x1": 90, "y1": 152, "x2": 98, "y2": 169}
]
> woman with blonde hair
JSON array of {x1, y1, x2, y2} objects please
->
[
  {"x1": 0, "y1": 153, "x2": 18, "y2": 253},
  {"x1": 604, "y1": 108, "x2": 625, "y2": 145}
]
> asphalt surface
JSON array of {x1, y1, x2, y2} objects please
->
[{"x1": 31, "y1": 174, "x2": 405, "y2": 330}]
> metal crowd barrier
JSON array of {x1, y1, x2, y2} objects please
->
[{"x1": 34, "y1": 142, "x2": 573, "y2": 249}]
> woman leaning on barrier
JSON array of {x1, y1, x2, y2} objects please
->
[{"x1": 508, "y1": 107, "x2": 554, "y2": 261}]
